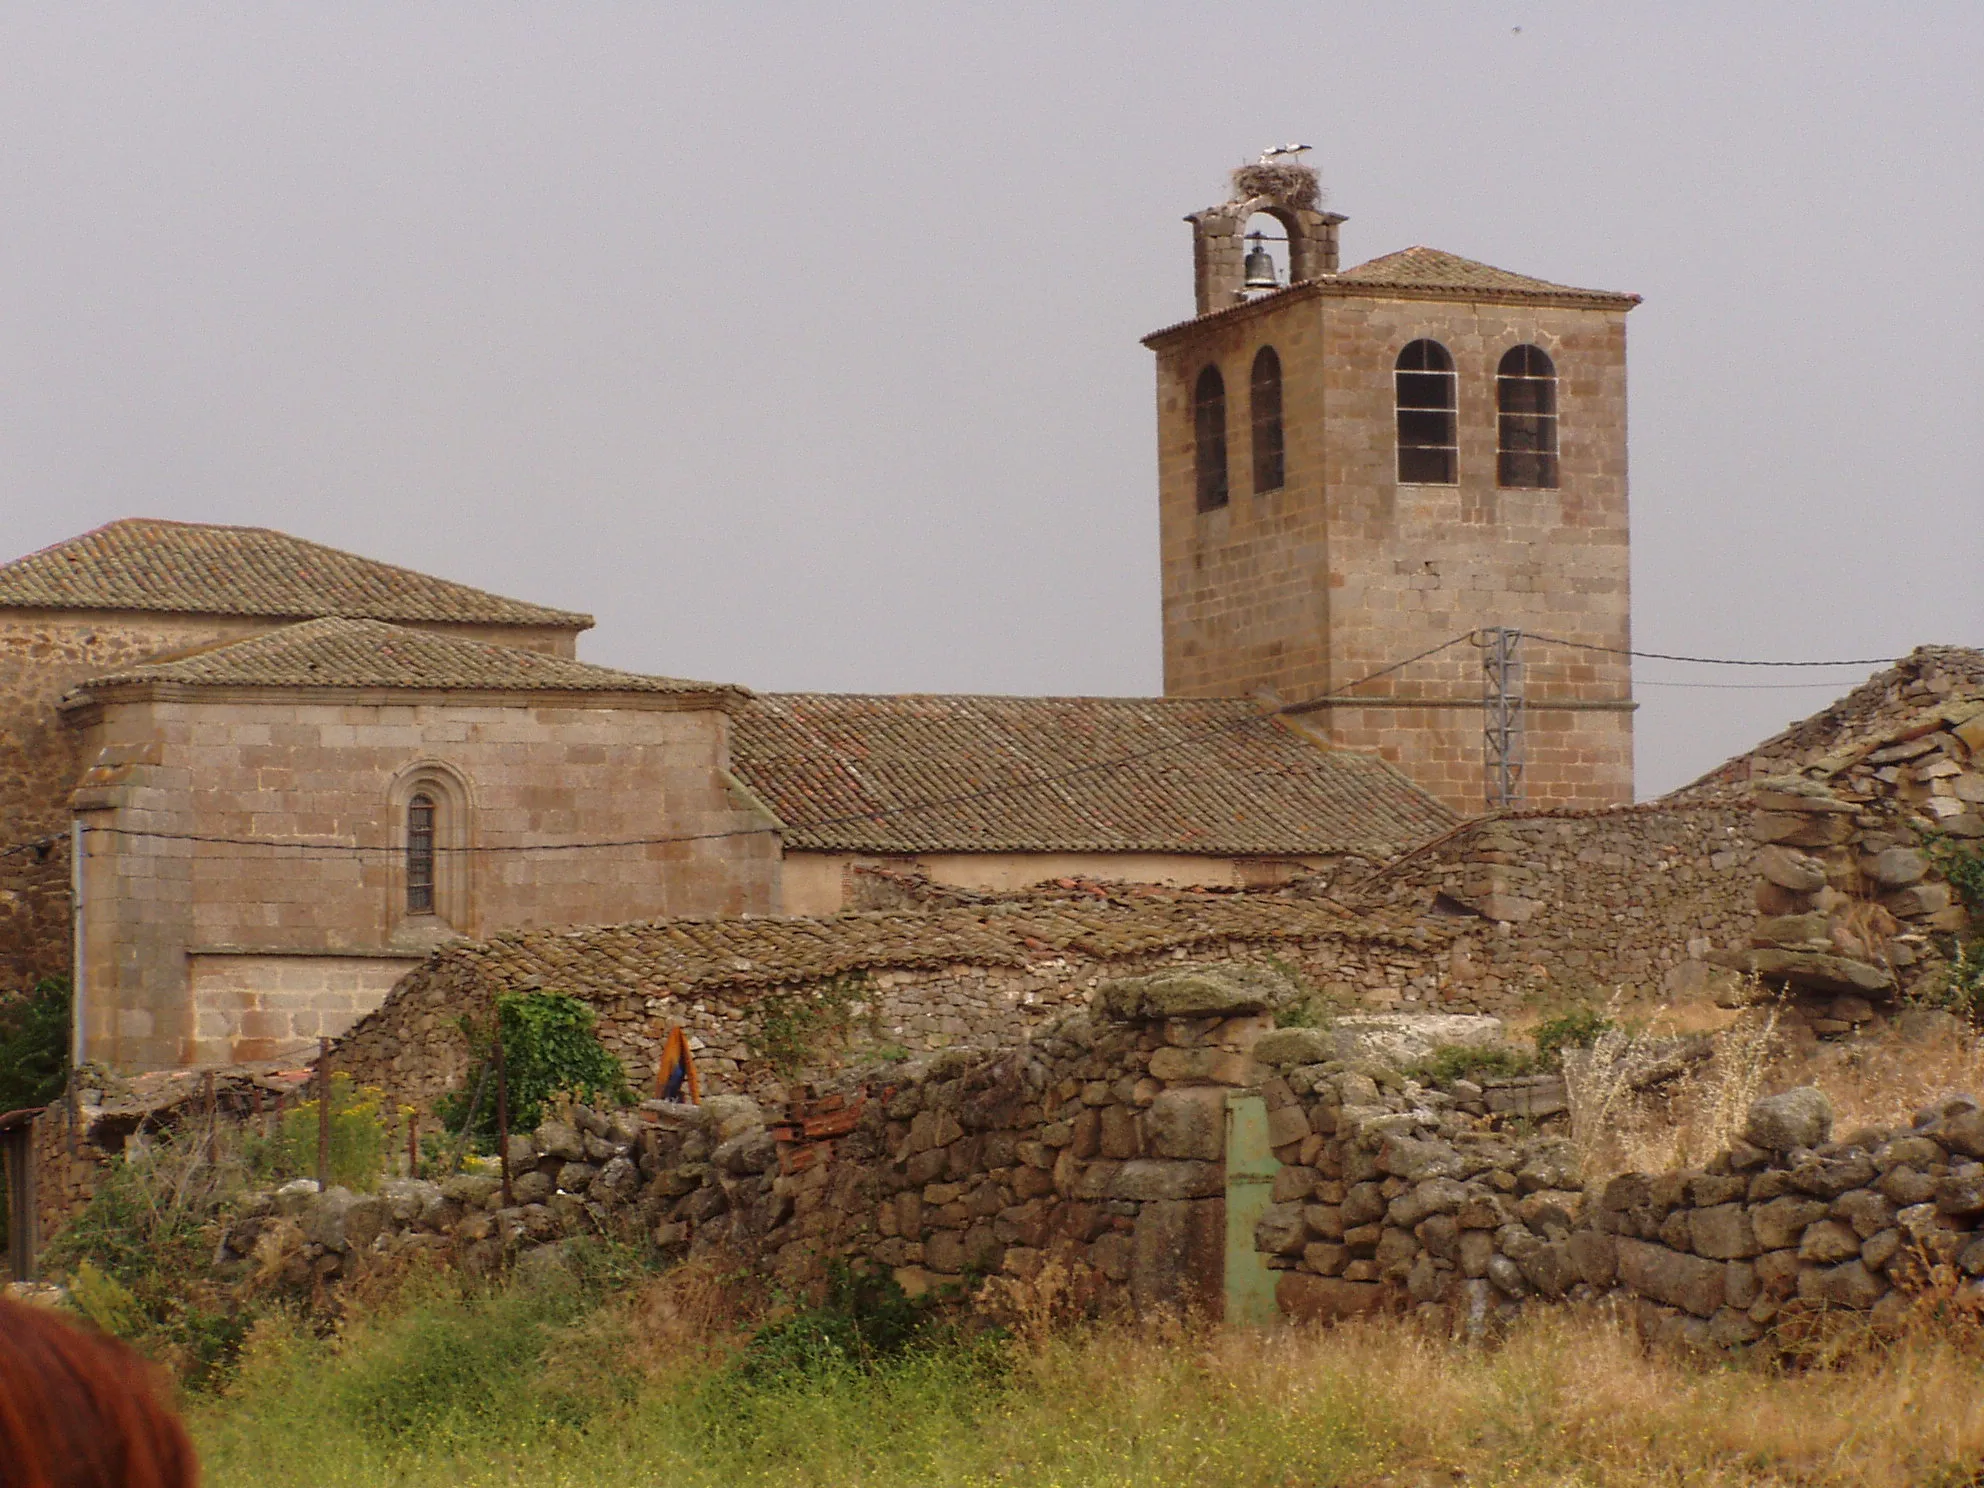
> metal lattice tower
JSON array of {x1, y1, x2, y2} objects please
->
[{"x1": 1481, "y1": 627, "x2": 1526, "y2": 809}]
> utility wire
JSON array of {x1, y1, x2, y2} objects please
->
[
  {"x1": 73, "y1": 634, "x2": 1479, "y2": 861},
  {"x1": 1632, "y1": 679, "x2": 1868, "y2": 691},
  {"x1": 1520, "y1": 632, "x2": 1898, "y2": 668}
]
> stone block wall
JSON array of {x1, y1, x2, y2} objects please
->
[
  {"x1": 67, "y1": 693, "x2": 781, "y2": 1071},
  {"x1": 0, "y1": 608, "x2": 586, "y2": 994}
]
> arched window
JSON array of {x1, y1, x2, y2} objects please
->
[
  {"x1": 406, "y1": 794, "x2": 437, "y2": 914},
  {"x1": 1250, "y1": 346, "x2": 1284, "y2": 493},
  {"x1": 1497, "y1": 344, "x2": 1559, "y2": 488},
  {"x1": 1194, "y1": 364, "x2": 1229, "y2": 511},
  {"x1": 1395, "y1": 340, "x2": 1457, "y2": 485}
]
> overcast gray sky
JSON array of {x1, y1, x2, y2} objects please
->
[{"x1": 2, "y1": 3, "x2": 1978, "y2": 798}]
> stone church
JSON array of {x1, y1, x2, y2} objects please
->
[{"x1": 0, "y1": 158, "x2": 1635, "y2": 1073}]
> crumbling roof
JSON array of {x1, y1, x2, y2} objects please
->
[
  {"x1": 0, "y1": 518, "x2": 591, "y2": 629},
  {"x1": 65, "y1": 616, "x2": 742, "y2": 701},
  {"x1": 1335, "y1": 245, "x2": 1638, "y2": 305},
  {"x1": 1673, "y1": 646, "x2": 1984, "y2": 797},
  {"x1": 729, "y1": 693, "x2": 1456, "y2": 857},
  {"x1": 352, "y1": 889, "x2": 1440, "y2": 1013}
]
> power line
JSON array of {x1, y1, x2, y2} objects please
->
[
  {"x1": 1521, "y1": 633, "x2": 1898, "y2": 668},
  {"x1": 1632, "y1": 678, "x2": 1869, "y2": 691},
  {"x1": 76, "y1": 634, "x2": 1479, "y2": 860}
]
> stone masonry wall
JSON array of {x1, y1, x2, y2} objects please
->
[
  {"x1": 1343, "y1": 799, "x2": 1759, "y2": 1005},
  {"x1": 0, "y1": 835, "x2": 68, "y2": 992},
  {"x1": 69, "y1": 693, "x2": 781, "y2": 1072},
  {"x1": 333, "y1": 800, "x2": 1789, "y2": 1122}
]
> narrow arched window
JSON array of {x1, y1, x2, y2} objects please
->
[
  {"x1": 1497, "y1": 344, "x2": 1559, "y2": 488},
  {"x1": 1395, "y1": 340, "x2": 1457, "y2": 485},
  {"x1": 1194, "y1": 364, "x2": 1228, "y2": 511},
  {"x1": 406, "y1": 794, "x2": 436, "y2": 914},
  {"x1": 1250, "y1": 346, "x2": 1284, "y2": 494}
]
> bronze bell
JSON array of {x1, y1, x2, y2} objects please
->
[{"x1": 1243, "y1": 232, "x2": 1278, "y2": 290}]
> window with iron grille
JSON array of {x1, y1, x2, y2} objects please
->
[
  {"x1": 1194, "y1": 364, "x2": 1229, "y2": 511},
  {"x1": 1395, "y1": 339, "x2": 1457, "y2": 485},
  {"x1": 1497, "y1": 344, "x2": 1559, "y2": 488},
  {"x1": 1250, "y1": 346, "x2": 1284, "y2": 494},
  {"x1": 406, "y1": 794, "x2": 436, "y2": 914}
]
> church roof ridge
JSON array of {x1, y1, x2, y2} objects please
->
[
  {"x1": 0, "y1": 518, "x2": 592, "y2": 629},
  {"x1": 65, "y1": 615, "x2": 741, "y2": 700}
]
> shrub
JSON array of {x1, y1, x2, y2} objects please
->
[
  {"x1": 41, "y1": 1125, "x2": 256, "y2": 1385},
  {"x1": 438, "y1": 991, "x2": 631, "y2": 1142},
  {"x1": 751, "y1": 973, "x2": 869, "y2": 1079}
]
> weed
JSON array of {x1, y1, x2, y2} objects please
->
[
  {"x1": 1410, "y1": 1043, "x2": 1539, "y2": 1084},
  {"x1": 736, "y1": 1263, "x2": 965, "y2": 1381},
  {"x1": 246, "y1": 1073, "x2": 396, "y2": 1190},
  {"x1": 1533, "y1": 1005, "x2": 1614, "y2": 1066},
  {"x1": 751, "y1": 972, "x2": 870, "y2": 1079},
  {"x1": 1564, "y1": 1005, "x2": 1779, "y2": 1180}
]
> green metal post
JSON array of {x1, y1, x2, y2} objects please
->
[{"x1": 1223, "y1": 1091, "x2": 1280, "y2": 1325}]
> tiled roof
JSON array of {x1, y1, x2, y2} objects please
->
[
  {"x1": 366, "y1": 890, "x2": 1443, "y2": 1007},
  {"x1": 1336, "y1": 246, "x2": 1638, "y2": 304},
  {"x1": 68, "y1": 617, "x2": 740, "y2": 699},
  {"x1": 0, "y1": 519, "x2": 591, "y2": 628},
  {"x1": 730, "y1": 693, "x2": 1456, "y2": 857}
]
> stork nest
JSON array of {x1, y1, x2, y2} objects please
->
[{"x1": 1230, "y1": 161, "x2": 1320, "y2": 211}]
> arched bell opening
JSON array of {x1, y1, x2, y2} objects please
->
[{"x1": 1240, "y1": 211, "x2": 1294, "y2": 297}]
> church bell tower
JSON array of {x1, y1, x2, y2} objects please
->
[{"x1": 1144, "y1": 153, "x2": 1640, "y2": 814}]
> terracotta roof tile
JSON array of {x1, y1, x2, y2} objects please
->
[
  {"x1": 0, "y1": 519, "x2": 590, "y2": 628},
  {"x1": 68, "y1": 616, "x2": 741, "y2": 699},
  {"x1": 370, "y1": 891, "x2": 1444, "y2": 1008},
  {"x1": 1336, "y1": 245, "x2": 1638, "y2": 304},
  {"x1": 730, "y1": 693, "x2": 1455, "y2": 857}
]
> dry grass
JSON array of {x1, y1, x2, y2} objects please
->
[
  {"x1": 1784, "y1": 1020, "x2": 1984, "y2": 1135},
  {"x1": 1565, "y1": 1003, "x2": 1781, "y2": 1180}
]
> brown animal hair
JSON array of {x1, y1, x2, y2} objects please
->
[{"x1": 0, "y1": 1297, "x2": 198, "y2": 1488}]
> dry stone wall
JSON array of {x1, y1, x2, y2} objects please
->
[
  {"x1": 1243, "y1": 1030, "x2": 1984, "y2": 1344},
  {"x1": 1719, "y1": 778, "x2": 1972, "y2": 1012}
]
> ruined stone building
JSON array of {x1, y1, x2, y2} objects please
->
[{"x1": 1148, "y1": 161, "x2": 1638, "y2": 814}]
